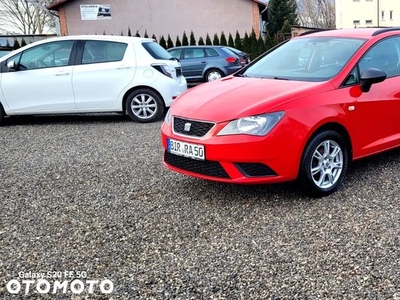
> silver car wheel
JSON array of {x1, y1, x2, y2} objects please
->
[
  {"x1": 207, "y1": 70, "x2": 222, "y2": 81},
  {"x1": 310, "y1": 139, "x2": 343, "y2": 189},
  {"x1": 130, "y1": 93, "x2": 157, "y2": 119}
]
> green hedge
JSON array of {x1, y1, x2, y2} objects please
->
[{"x1": 120, "y1": 27, "x2": 280, "y2": 60}]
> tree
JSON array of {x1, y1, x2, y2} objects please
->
[
  {"x1": 0, "y1": 0, "x2": 57, "y2": 34},
  {"x1": 182, "y1": 31, "x2": 189, "y2": 46},
  {"x1": 212, "y1": 33, "x2": 220, "y2": 45},
  {"x1": 256, "y1": 35, "x2": 266, "y2": 57},
  {"x1": 12, "y1": 38, "x2": 20, "y2": 50},
  {"x1": 152, "y1": 34, "x2": 157, "y2": 41},
  {"x1": 175, "y1": 36, "x2": 182, "y2": 47},
  {"x1": 159, "y1": 35, "x2": 167, "y2": 49},
  {"x1": 198, "y1": 36, "x2": 205, "y2": 45},
  {"x1": 127, "y1": 27, "x2": 132, "y2": 36},
  {"x1": 249, "y1": 28, "x2": 258, "y2": 57},
  {"x1": 167, "y1": 34, "x2": 174, "y2": 48},
  {"x1": 242, "y1": 31, "x2": 250, "y2": 55},
  {"x1": 220, "y1": 31, "x2": 227, "y2": 46},
  {"x1": 144, "y1": 29, "x2": 149, "y2": 38},
  {"x1": 297, "y1": 0, "x2": 335, "y2": 29},
  {"x1": 234, "y1": 30, "x2": 242, "y2": 50},
  {"x1": 189, "y1": 30, "x2": 196, "y2": 45},
  {"x1": 228, "y1": 33, "x2": 235, "y2": 48},
  {"x1": 205, "y1": 33, "x2": 212, "y2": 45},
  {"x1": 267, "y1": 0, "x2": 298, "y2": 37},
  {"x1": 264, "y1": 32, "x2": 278, "y2": 51}
]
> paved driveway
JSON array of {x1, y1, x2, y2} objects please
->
[{"x1": 1, "y1": 115, "x2": 399, "y2": 299}]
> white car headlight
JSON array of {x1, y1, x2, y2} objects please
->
[{"x1": 217, "y1": 112, "x2": 285, "y2": 136}]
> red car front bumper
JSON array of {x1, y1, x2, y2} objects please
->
[{"x1": 161, "y1": 118, "x2": 305, "y2": 184}]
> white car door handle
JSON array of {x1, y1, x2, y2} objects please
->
[
  {"x1": 116, "y1": 66, "x2": 131, "y2": 70},
  {"x1": 55, "y1": 72, "x2": 70, "y2": 76}
]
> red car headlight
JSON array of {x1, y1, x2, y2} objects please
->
[{"x1": 217, "y1": 112, "x2": 285, "y2": 136}]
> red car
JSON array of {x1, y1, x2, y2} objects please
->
[{"x1": 161, "y1": 27, "x2": 400, "y2": 197}]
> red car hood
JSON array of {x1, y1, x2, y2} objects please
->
[{"x1": 172, "y1": 77, "x2": 335, "y2": 122}]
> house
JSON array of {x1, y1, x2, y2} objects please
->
[
  {"x1": 47, "y1": 0, "x2": 268, "y2": 41},
  {"x1": 336, "y1": 0, "x2": 400, "y2": 29}
]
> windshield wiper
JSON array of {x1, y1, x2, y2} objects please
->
[
  {"x1": 273, "y1": 76, "x2": 290, "y2": 80},
  {"x1": 236, "y1": 73, "x2": 249, "y2": 77}
]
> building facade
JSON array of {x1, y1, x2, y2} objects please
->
[
  {"x1": 48, "y1": 0, "x2": 267, "y2": 40},
  {"x1": 336, "y1": 0, "x2": 400, "y2": 29}
]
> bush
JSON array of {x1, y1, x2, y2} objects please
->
[{"x1": 150, "y1": 29, "x2": 280, "y2": 61}]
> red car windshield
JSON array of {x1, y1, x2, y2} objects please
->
[{"x1": 243, "y1": 37, "x2": 366, "y2": 82}]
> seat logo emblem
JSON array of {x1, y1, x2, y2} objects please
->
[{"x1": 184, "y1": 123, "x2": 192, "y2": 131}]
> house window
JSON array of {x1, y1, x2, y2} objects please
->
[
  {"x1": 366, "y1": 20, "x2": 373, "y2": 25},
  {"x1": 390, "y1": 11, "x2": 393, "y2": 20},
  {"x1": 381, "y1": 10, "x2": 385, "y2": 20}
]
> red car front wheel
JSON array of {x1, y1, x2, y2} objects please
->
[{"x1": 299, "y1": 130, "x2": 349, "y2": 197}]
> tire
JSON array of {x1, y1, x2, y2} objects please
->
[
  {"x1": 205, "y1": 69, "x2": 223, "y2": 82},
  {"x1": 0, "y1": 103, "x2": 5, "y2": 124},
  {"x1": 125, "y1": 89, "x2": 164, "y2": 123},
  {"x1": 298, "y1": 130, "x2": 349, "y2": 197}
]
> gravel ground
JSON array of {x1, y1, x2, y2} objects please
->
[{"x1": 0, "y1": 114, "x2": 399, "y2": 299}]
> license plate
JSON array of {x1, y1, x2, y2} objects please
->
[{"x1": 167, "y1": 138, "x2": 205, "y2": 160}]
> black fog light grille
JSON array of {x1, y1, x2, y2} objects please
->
[
  {"x1": 235, "y1": 163, "x2": 277, "y2": 177},
  {"x1": 173, "y1": 117, "x2": 214, "y2": 137},
  {"x1": 164, "y1": 151, "x2": 230, "y2": 179}
]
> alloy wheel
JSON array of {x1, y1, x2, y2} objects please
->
[{"x1": 310, "y1": 139, "x2": 343, "y2": 189}]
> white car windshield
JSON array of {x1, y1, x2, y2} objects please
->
[{"x1": 242, "y1": 37, "x2": 366, "y2": 82}]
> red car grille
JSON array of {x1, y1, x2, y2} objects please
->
[
  {"x1": 164, "y1": 151, "x2": 230, "y2": 179},
  {"x1": 173, "y1": 117, "x2": 214, "y2": 137}
]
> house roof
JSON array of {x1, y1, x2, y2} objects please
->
[
  {"x1": 47, "y1": 0, "x2": 266, "y2": 10},
  {"x1": 47, "y1": 0, "x2": 69, "y2": 10}
]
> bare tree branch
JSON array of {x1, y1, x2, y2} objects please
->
[
  {"x1": 297, "y1": 0, "x2": 335, "y2": 29},
  {"x1": 0, "y1": 0, "x2": 56, "y2": 34}
]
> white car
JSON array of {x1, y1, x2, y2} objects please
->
[{"x1": 0, "y1": 35, "x2": 187, "y2": 123}]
